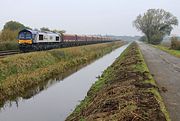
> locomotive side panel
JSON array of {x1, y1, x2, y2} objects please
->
[{"x1": 36, "y1": 32, "x2": 61, "y2": 43}]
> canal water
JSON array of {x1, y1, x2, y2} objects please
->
[{"x1": 0, "y1": 44, "x2": 129, "y2": 121}]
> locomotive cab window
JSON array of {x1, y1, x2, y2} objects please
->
[
  {"x1": 19, "y1": 32, "x2": 32, "y2": 40},
  {"x1": 19, "y1": 32, "x2": 25, "y2": 39},
  {"x1": 26, "y1": 32, "x2": 32, "y2": 39},
  {"x1": 56, "y1": 36, "x2": 59, "y2": 41},
  {"x1": 39, "y1": 35, "x2": 43, "y2": 40}
]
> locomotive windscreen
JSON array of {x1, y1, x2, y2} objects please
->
[{"x1": 19, "y1": 32, "x2": 32, "y2": 40}]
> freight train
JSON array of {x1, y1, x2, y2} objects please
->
[{"x1": 18, "y1": 29, "x2": 113, "y2": 52}]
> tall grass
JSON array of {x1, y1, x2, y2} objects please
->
[
  {"x1": 0, "y1": 30, "x2": 19, "y2": 51},
  {"x1": 0, "y1": 41, "x2": 125, "y2": 106}
]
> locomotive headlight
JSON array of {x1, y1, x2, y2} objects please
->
[{"x1": 19, "y1": 40, "x2": 32, "y2": 44}]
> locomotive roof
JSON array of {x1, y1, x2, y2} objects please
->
[
  {"x1": 19, "y1": 29, "x2": 38, "y2": 35},
  {"x1": 19, "y1": 29, "x2": 59, "y2": 35}
]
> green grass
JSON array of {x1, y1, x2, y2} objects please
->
[
  {"x1": 153, "y1": 45, "x2": 180, "y2": 58},
  {"x1": 0, "y1": 41, "x2": 124, "y2": 106}
]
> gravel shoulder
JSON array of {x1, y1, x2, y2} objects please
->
[{"x1": 138, "y1": 42, "x2": 180, "y2": 121}]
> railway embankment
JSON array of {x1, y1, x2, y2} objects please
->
[
  {"x1": 0, "y1": 41, "x2": 124, "y2": 106},
  {"x1": 66, "y1": 42, "x2": 170, "y2": 121}
]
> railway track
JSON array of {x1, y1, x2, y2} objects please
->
[{"x1": 0, "y1": 50, "x2": 19, "y2": 57}]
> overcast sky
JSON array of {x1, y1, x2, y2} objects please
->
[{"x1": 0, "y1": 0, "x2": 179, "y2": 36}]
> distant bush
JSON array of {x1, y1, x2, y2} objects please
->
[
  {"x1": 0, "y1": 20, "x2": 27, "y2": 42},
  {"x1": 0, "y1": 21, "x2": 27, "y2": 50},
  {"x1": 3, "y1": 21, "x2": 26, "y2": 31},
  {"x1": 0, "y1": 29, "x2": 18, "y2": 42},
  {"x1": 0, "y1": 29, "x2": 19, "y2": 51},
  {"x1": 0, "y1": 41, "x2": 18, "y2": 51},
  {"x1": 171, "y1": 37, "x2": 180, "y2": 50}
]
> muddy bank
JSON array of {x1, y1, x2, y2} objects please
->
[
  {"x1": 66, "y1": 42, "x2": 169, "y2": 121},
  {"x1": 0, "y1": 41, "x2": 125, "y2": 107}
]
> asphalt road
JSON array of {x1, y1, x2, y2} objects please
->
[{"x1": 138, "y1": 42, "x2": 180, "y2": 121}]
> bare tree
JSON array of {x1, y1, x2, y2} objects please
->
[{"x1": 133, "y1": 9, "x2": 178, "y2": 44}]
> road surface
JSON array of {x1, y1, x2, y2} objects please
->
[{"x1": 138, "y1": 42, "x2": 180, "y2": 121}]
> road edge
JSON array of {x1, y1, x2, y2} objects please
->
[{"x1": 138, "y1": 43, "x2": 171, "y2": 121}]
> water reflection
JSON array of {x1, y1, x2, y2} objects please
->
[
  {"x1": 0, "y1": 44, "x2": 129, "y2": 121},
  {"x1": 1, "y1": 64, "x2": 87, "y2": 110}
]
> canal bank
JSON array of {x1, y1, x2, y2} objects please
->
[{"x1": 0, "y1": 43, "x2": 129, "y2": 121}]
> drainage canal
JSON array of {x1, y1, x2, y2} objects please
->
[{"x1": 0, "y1": 44, "x2": 129, "y2": 121}]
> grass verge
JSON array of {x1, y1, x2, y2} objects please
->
[
  {"x1": 66, "y1": 42, "x2": 169, "y2": 121},
  {"x1": 153, "y1": 45, "x2": 180, "y2": 58},
  {"x1": 0, "y1": 41, "x2": 125, "y2": 106}
]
